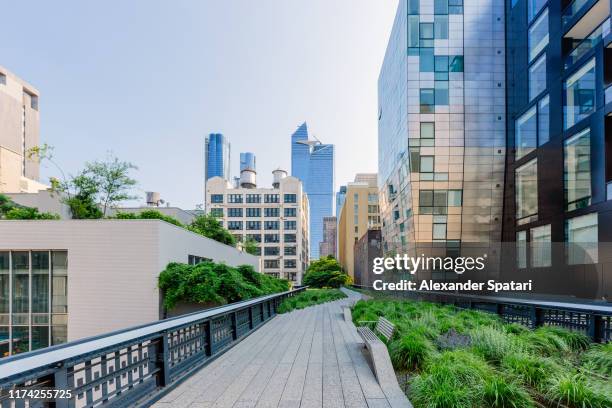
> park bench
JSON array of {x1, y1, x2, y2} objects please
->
[{"x1": 355, "y1": 317, "x2": 412, "y2": 408}]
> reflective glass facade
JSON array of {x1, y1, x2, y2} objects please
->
[
  {"x1": 204, "y1": 133, "x2": 231, "y2": 181},
  {"x1": 291, "y1": 122, "x2": 335, "y2": 259},
  {"x1": 0, "y1": 250, "x2": 68, "y2": 357},
  {"x1": 240, "y1": 152, "x2": 256, "y2": 172}
]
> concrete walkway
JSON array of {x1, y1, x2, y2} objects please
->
[{"x1": 153, "y1": 289, "x2": 397, "y2": 408}]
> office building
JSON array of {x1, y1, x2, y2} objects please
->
[
  {"x1": 501, "y1": 0, "x2": 612, "y2": 299},
  {"x1": 378, "y1": 0, "x2": 506, "y2": 275},
  {"x1": 290, "y1": 122, "x2": 335, "y2": 259},
  {"x1": 337, "y1": 174, "x2": 381, "y2": 279},
  {"x1": 0, "y1": 66, "x2": 47, "y2": 194},
  {"x1": 319, "y1": 216, "x2": 337, "y2": 258},
  {"x1": 354, "y1": 229, "x2": 382, "y2": 288},
  {"x1": 0, "y1": 219, "x2": 258, "y2": 357},
  {"x1": 206, "y1": 169, "x2": 309, "y2": 284},
  {"x1": 204, "y1": 133, "x2": 231, "y2": 204},
  {"x1": 336, "y1": 186, "x2": 347, "y2": 222}
]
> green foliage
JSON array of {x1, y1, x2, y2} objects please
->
[
  {"x1": 158, "y1": 262, "x2": 289, "y2": 310},
  {"x1": 546, "y1": 373, "x2": 612, "y2": 408},
  {"x1": 518, "y1": 326, "x2": 570, "y2": 356},
  {"x1": 501, "y1": 351, "x2": 557, "y2": 389},
  {"x1": 482, "y1": 376, "x2": 534, "y2": 408},
  {"x1": 470, "y1": 326, "x2": 517, "y2": 363},
  {"x1": 189, "y1": 213, "x2": 236, "y2": 247},
  {"x1": 389, "y1": 332, "x2": 435, "y2": 371},
  {"x1": 581, "y1": 343, "x2": 612, "y2": 376},
  {"x1": 277, "y1": 289, "x2": 346, "y2": 313},
  {"x1": 4, "y1": 207, "x2": 60, "y2": 220},
  {"x1": 0, "y1": 194, "x2": 14, "y2": 214},
  {"x1": 243, "y1": 238, "x2": 259, "y2": 256},
  {"x1": 302, "y1": 256, "x2": 351, "y2": 288},
  {"x1": 541, "y1": 326, "x2": 591, "y2": 351},
  {"x1": 114, "y1": 210, "x2": 183, "y2": 227}
]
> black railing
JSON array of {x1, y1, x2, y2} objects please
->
[
  {"x1": 351, "y1": 285, "x2": 612, "y2": 343},
  {"x1": 0, "y1": 288, "x2": 305, "y2": 407}
]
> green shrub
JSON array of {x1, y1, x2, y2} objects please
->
[
  {"x1": 302, "y1": 270, "x2": 351, "y2": 288},
  {"x1": 541, "y1": 326, "x2": 590, "y2": 351},
  {"x1": 389, "y1": 332, "x2": 435, "y2": 371},
  {"x1": 470, "y1": 326, "x2": 517, "y2": 363},
  {"x1": 277, "y1": 289, "x2": 346, "y2": 313},
  {"x1": 501, "y1": 351, "x2": 557, "y2": 389},
  {"x1": 114, "y1": 210, "x2": 183, "y2": 227},
  {"x1": 482, "y1": 376, "x2": 534, "y2": 408},
  {"x1": 4, "y1": 207, "x2": 60, "y2": 220},
  {"x1": 546, "y1": 373, "x2": 612, "y2": 408},
  {"x1": 519, "y1": 327, "x2": 570, "y2": 356},
  {"x1": 581, "y1": 343, "x2": 612, "y2": 377}
]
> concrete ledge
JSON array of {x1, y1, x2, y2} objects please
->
[{"x1": 357, "y1": 328, "x2": 413, "y2": 408}]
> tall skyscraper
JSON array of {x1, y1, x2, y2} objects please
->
[
  {"x1": 378, "y1": 0, "x2": 506, "y2": 273},
  {"x1": 0, "y1": 66, "x2": 46, "y2": 193},
  {"x1": 291, "y1": 122, "x2": 335, "y2": 259},
  {"x1": 203, "y1": 133, "x2": 231, "y2": 205}
]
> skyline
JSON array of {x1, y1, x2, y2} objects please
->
[{"x1": 0, "y1": 1, "x2": 398, "y2": 209}]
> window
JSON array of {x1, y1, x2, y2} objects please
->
[
  {"x1": 564, "y1": 128, "x2": 591, "y2": 211},
  {"x1": 515, "y1": 159, "x2": 538, "y2": 222},
  {"x1": 264, "y1": 221, "x2": 279, "y2": 230},
  {"x1": 434, "y1": 0, "x2": 448, "y2": 14},
  {"x1": 433, "y1": 223, "x2": 447, "y2": 240},
  {"x1": 210, "y1": 208, "x2": 223, "y2": 217},
  {"x1": 538, "y1": 95, "x2": 549, "y2": 145},
  {"x1": 449, "y1": 55, "x2": 463, "y2": 72},
  {"x1": 515, "y1": 106, "x2": 537, "y2": 159},
  {"x1": 264, "y1": 208, "x2": 279, "y2": 217},
  {"x1": 284, "y1": 208, "x2": 296, "y2": 217},
  {"x1": 420, "y1": 89, "x2": 435, "y2": 113},
  {"x1": 246, "y1": 194, "x2": 261, "y2": 203},
  {"x1": 284, "y1": 246, "x2": 297, "y2": 256},
  {"x1": 531, "y1": 224, "x2": 551, "y2": 267},
  {"x1": 448, "y1": 190, "x2": 462, "y2": 206},
  {"x1": 284, "y1": 194, "x2": 297, "y2": 203},
  {"x1": 420, "y1": 48, "x2": 434, "y2": 72},
  {"x1": 264, "y1": 234, "x2": 279, "y2": 243},
  {"x1": 247, "y1": 233, "x2": 261, "y2": 242},
  {"x1": 0, "y1": 72, "x2": 5, "y2": 85},
  {"x1": 368, "y1": 193, "x2": 377, "y2": 203},
  {"x1": 228, "y1": 208, "x2": 243, "y2": 217},
  {"x1": 420, "y1": 156, "x2": 434, "y2": 180},
  {"x1": 564, "y1": 58, "x2": 596, "y2": 130},
  {"x1": 435, "y1": 56, "x2": 448, "y2": 80},
  {"x1": 354, "y1": 214, "x2": 358, "y2": 225},
  {"x1": 246, "y1": 221, "x2": 261, "y2": 230},
  {"x1": 188, "y1": 255, "x2": 212, "y2": 265},
  {"x1": 408, "y1": 15, "x2": 420, "y2": 49},
  {"x1": 368, "y1": 205, "x2": 379, "y2": 213},
  {"x1": 517, "y1": 230, "x2": 527, "y2": 268},
  {"x1": 211, "y1": 194, "x2": 223, "y2": 203},
  {"x1": 264, "y1": 247, "x2": 279, "y2": 256},
  {"x1": 228, "y1": 194, "x2": 243, "y2": 203},
  {"x1": 421, "y1": 123, "x2": 435, "y2": 145},
  {"x1": 264, "y1": 260, "x2": 280, "y2": 269},
  {"x1": 246, "y1": 208, "x2": 261, "y2": 217},
  {"x1": 284, "y1": 234, "x2": 297, "y2": 243},
  {"x1": 264, "y1": 194, "x2": 279, "y2": 203},
  {"x1": 284, "y1": 221, "x2": 296, "y2": 230},
  {"x1": 449, "y1": 0, "x2": 462, "y2": 14},
  {"x1": 529, "y1": 54, "x2": 546, "y2": 101},
  {"x1": 528, "y1": 0, "x2": 546, "y2": 22},
  {"x1": 284, "y1": 259, "x2": 297, "y2": 269},
  {"x1": 227, "y1": 221, "x2": 243, "y2": 230},
  {"x1": 434, "y1": 16, "x2": 448, "y2": 39},
  {"x1": 419, "y1": 190, "x2": 447, "y2": 215},
  {"x1": 528, "y1": 9, "x2": 548, "y2": 61},
  {"x1": 435, "y1": 81, "x2": 449, "y2": 105},
  {"x1": 566, "y1": 213, "x2": 598, "y2": 264}
]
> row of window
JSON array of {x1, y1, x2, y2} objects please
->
[
  {"x1": 252, "y1": 246, "x2": 298, "y2": 256},
  {"x1": 234, "y1": 233, "x2": 297, "y2": 243},
  {"x1": 517, "y1": 212, "x2": 598, "y2": 268},
  {"x1": 263, "y1": 259, "x2": 297, "y2": 269},
  {"x1": 210, "y1": 194, "x2": 297, "y2": 204},
  {"x1": 418, "y1": 190, "x2": 463, "y2": 215},
  {"x1": 226, "y1": 221, "x2": 297, "y2": 231},
  {"x1": 212, "y1": 207, "x2": 297, "y2": 218}
]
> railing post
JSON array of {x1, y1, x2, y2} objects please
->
[
  {"x1": 158, "y1": 332, "x2": 171, "y2": 387},
  {"x1": 231, "y1": 312, "x2": 238, "y2": 340},
  {"x1": 53, "y1": 366, "x2": 70, "y2": 408},
  {"x1": 248, "y1": 306, "x2": 253, "y2": 329},
  {"x1": 588, "y1": 314, "x2": 602, "y2": 342},
  {"x1": 531, "y1": 306, "x2": 544, "y2": 329}
]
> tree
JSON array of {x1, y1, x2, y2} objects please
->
[
  {"x1": 243, "y1": 238, "x2": 259, "y2": 256},
  {"x1": 114, "y1": 210, "x2": 183, "y2": 227},
  {"x1": 189, "y1": 213, "x2": 236, "y2": 247},
  {"x1": 302, "y1": 255, "x2": 352, "y2": 288},
  {"x1": 88, "y1": 156, "x2": 137, "y2": 216}
]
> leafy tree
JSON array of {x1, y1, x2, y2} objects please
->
[
  {"x1": 243, "y1": 238, "x2": 259, "y2": 256},
  {"x1": 302, "y1": 255, "x2": 352, "y2": 288},
  {"x1": 114, "y1": 210, "x2": 183, "y2": 227},
  {"x1": 0, "y1": 194, "x2": 59, "y2": 220},
  {"x1": 0, "y1": 194, "x2": 16, "y2": 214},
  {"x1": 87, "y1": 156, "x2": 137, "y2": 216},
  {"x1": 189, "y1": 213, "x2": 236, "y2": 247}
]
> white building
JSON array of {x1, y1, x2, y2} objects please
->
[
  {"x1": 0, "y1": 219, "x2": 259, "y2": 357},
  {"x1": 206, "y1": 169, "x2": 309, "y2": 284}
]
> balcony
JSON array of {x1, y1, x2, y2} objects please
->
[
  {"x1": 606, "y1": 84, "x2": 612, "y2": 105},
  {"x1": 564, "y1": 0, "x2": 610, "y2": 38},
  {"x1": 565, "y1": 18, "x2": 610, "y2": 69}
]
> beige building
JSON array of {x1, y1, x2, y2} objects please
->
[
  {"x1": 0, "y1": 66, "x2": 47, "y2": 194},
  {"x1": 319, "y1": 216, "x2": 337, "y2": 258},
  {"x1": 338, "y1": 174, "x2": 380, "y2": 279},
  {"x1": 206, "y1": 169, "x2": 309, "y2": 284},
  {"x1": 0, "y1": 219, "x2": 259, "y2": 357}
]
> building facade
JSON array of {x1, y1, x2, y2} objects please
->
[
  {"x1": 354, "y1": 229, "x2": 382, "y2": 288},
  {"x1": 378, "y1": 0, "x2": 506, "y2": 277},
  {"x1": 240, "y1": 152, "x2": 256, "y2": 172},
  {"x1": 337, "y1": 175, "x2": 381, "y2": 279},
  {"x1": 501, "y1": 0, "x2": 612, "y2": 299},
  {"x1": 291, "y1": 122, "x2": 335, "y2": 260},
  {"x1": 0, "y1": 219, "x2": 258, "y2": 357},
  {"x1": 0, "y1": 66, "x2": 47, "y2": 194},
  {"x1": 204, "y1": 133, "x2": 231, "y2": 204},
  {"x1": 206, "y1": 170, "x2": 309, "y2": 284},
  {"x1": 319, "y1": 216, "x2": 337, "y2": 258}
]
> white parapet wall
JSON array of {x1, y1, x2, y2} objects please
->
[{"x1": 0, "y1": 219, "x2": 259, "y2": 343}]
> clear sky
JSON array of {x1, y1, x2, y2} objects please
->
[{"x1": 1, "y1": 0, "x2": 398, "y2": 209}]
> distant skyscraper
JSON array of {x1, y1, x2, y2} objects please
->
[
  {"x1": 291, "y1": 122, "x2": 335, "y2": 259},
  {"x1": 240, "y1": 152, "x2": 256, "y2": 171},
  {"x1": 336, "y1": 186, "x2": 347, "y2": 221},
  {"x1": 203, "y1": 133, "x2": 231, "y2": 205},
  {"x1": 319, "y1": 216, "x2": 337, "y2": 258}
]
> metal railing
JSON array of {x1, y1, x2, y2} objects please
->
[
  {"x1": 564, "y1": 18, "x2": 610, "y2": 69},
  {"x1": 562, "y1": 0, "x2": 594, "y2": 27},
  {"x1": 351, "y1": 285, "x2": 612, "y2": 343},
  {"x1": 0, "y1": 288, "x2": 305, "y2": 407}
]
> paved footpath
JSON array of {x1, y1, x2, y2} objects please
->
[{"x1": 153, "y1": 289, "x2": 397, "y2": 408}]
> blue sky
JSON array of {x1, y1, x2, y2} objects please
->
[{"x1": 1, "y1": 1, "x2": 397, "y2": 208}]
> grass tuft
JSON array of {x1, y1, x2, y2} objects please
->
[
  {"x1": 482, "y1": 376, "x2": 535, "y2": 408},
  {"x1": 277, "y1": 289, "x2": 346, "y2": 313},
  {"x1": 388, "y1": 332, "x2": 435, "y2": 371},
  {"x1": 545, "y1": 372, "x2": 612, "y2": 408}
]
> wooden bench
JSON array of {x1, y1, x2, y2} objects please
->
[{"x1": 356, "y1": 317, "x2": 411, "y2": 408}]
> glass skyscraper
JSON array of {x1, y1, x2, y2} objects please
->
[
  {"x1": 240, "y1": 152, "x2": 256, "y2": 172},
  {"x1": 291, "y1": 122, "x2": 335, "y2": 259},
  {"x1": 204, "y1": 133, "x2": 231, "y2": 181}
]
